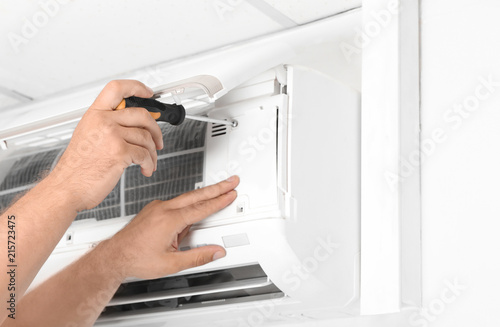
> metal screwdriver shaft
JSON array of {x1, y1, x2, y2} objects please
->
[{"x1": 185, "y1": 115, "x2": 238, "y2": 127}]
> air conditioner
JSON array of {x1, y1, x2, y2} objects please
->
[{"x1": 0, "y1": 12, "x2": 362, "y2": 326}]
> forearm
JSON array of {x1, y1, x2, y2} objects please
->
[
  {"x1": 4, "y1": 240, "x2": 123, "y2": 327},
  {"x1": 0, "y1": 80, "x2": 162, "y2": 324},
  {"x1": 0, "y1": 171, "x2": 80, "y2": 308}
]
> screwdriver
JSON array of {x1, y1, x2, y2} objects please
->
[{"x1": 115, "y1": 96, "x2": 236, "y2": 127}]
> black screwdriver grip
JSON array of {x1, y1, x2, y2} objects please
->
[{"x1": 124, "y1": 96, "x2": 186, "y2": 126}]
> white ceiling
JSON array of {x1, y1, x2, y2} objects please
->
[{"x1": 0, "y1": 0, "x2": 360, "y2": 110}]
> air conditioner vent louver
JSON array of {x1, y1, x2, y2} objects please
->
[
  {"x1": 211, "y1": 123, "x2": 227, "y2": 137},
  {"x1": 98, "y1": 264, "x2": 284, "y2": 322}
]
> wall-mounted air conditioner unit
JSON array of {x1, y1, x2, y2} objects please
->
[
  {"x1": 0, "y1": 5, "x2": 421, "y2": 325},
  {"x1": 0, "y1": 62, "x2": 360, "y2": 325}
]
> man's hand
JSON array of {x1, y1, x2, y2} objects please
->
[
  {"x1": 104, "y1": 176, "x2": 240, "y2": 280},
  {"x1": 51, "y1": 80, "x2": 163, "y2": 211},
  {"x1": 7, "y1": 177, "x2": 240, "y2": 327}
]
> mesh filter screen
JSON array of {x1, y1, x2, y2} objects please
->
[
  {"x1": 0, "y1": 120, "x2": 207, "y2": 221},
  {"x1": 0, "y1": 190, "x2": 25, "y2": 214},
  {"x1": 0, "y1": 149, "x2": 61, "y2": 191},
  {"x1": 75, "y1": 183, "x2": 121, "y2": 221},
  {"x1": 158, "y1": 119, "x2": 206, "y2": 155},
  {"x1": 125, "y1": 152, "x2": 204, "y2": 217},
  {"x1": 124, "y1": 120, "x2": 207, "y2": 217}
]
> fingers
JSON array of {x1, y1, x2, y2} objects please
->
[
  {"x1": 125, "y1": 142, "x2": 155, "y2": 177},
  {"x1": 112, "y1": 107, "x2": 164, "y2": 150},
  {"x1": 174, "y1": 190, "x2": 237, "y2": 228},
  {"x1": 92, "y1": 80, "x2": 154, "y2": 111},
  {"x1": 168, "y1": 176, "x2": 240, "y2": 209},
  {"x1": 121, "y1": 127, "x2": 158, "y2": 172},
  {"x1": 169, "y1": 245, "x2": 226, "y2": 272}
]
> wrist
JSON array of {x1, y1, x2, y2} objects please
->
[
  {"x1": 44, "y1": 165, "x2": 87, "y2": 212},
  {"x1": 93, "y1": 239, "x2": 128, "y2": 283}
]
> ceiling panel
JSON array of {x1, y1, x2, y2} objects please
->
[
  {"x1": 0, "y1": 0, "x2": 359, "y2": 108},
  {"x1": 264, "y1": 0, "x2": 361, "y2": 24},
  {"x1": 0, "y1": 94, "x2": 21, "y2": 109},
  {"x1": 0, "y1": 0, "x2": 284, "y2": 100}
]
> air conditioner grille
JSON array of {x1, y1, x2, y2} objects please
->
[
  {"x1": 211, "y1": 123, "x2": 227, "y2": 137},
  {"x1": 99, "y1": 264, "x2": 284, "y2": 321}
]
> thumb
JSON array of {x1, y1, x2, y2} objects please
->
[{"x1": 171, "y1": 245, "x2": 226, "y2": 272}]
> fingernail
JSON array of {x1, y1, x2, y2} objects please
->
[
  {"x1": 213, "y1": 251, "x2": 226, "y2": 261},
  {"x1": 146, "y1": 86, "x2": 154, "y2": 93},
  {"x1": 226, "y1": 176, "x2": 235, "y2": 182}
]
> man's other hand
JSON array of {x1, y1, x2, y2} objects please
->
[{"x1": 102, "y1": 176, "x2": 240, "y2": 280}]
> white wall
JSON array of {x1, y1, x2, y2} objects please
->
[
  {"x1": 284, "y1": 1, "x2": 500, "y2": 326},
  {"x1": 419, "y1": 0, "x2": 500, "y2": 326}
]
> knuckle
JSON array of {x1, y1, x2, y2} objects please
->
[
  {"x1": 137, "y1": 107, "x2": 152, "y2": 121},
  {"x1": 117, "y1": 145, "x2": 130, "y2": 162},
  {"x1": 138, "y1": 148, "x2": 149, "y2": 162},
  {"x1": 194, "y1": 253, "x2": 209, "y2": 267},
  {"x1": 193, "y1": 200, "x2": 206, "y2": 211},
  {"x1": 105, "y1": 80, "x2": 122, "y2": 93},
  {"x1": 100, "y1": 117, "x2": 117, "y2": 134},
  {"x1": 153, "y1": 201, "x2": 169, "y2": 214},
  {"x1": 146, "y1": 200, "x2": 162, "y2": 210},
  {"x1": 108, "y1": 137, "x2": 124, "y2": 153},
  {"x1": 135, "y1": 128, "x2": 147, "y2": 143},
  {"x1": 104, "y1": 123, "x2": 117, "y2": 136},
  {"x1": 151, "y1": 199, "x2": 163, "y2": 206},
  {"x1": 142, "y1": 130, "x2": 154, "y2": 146}
]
